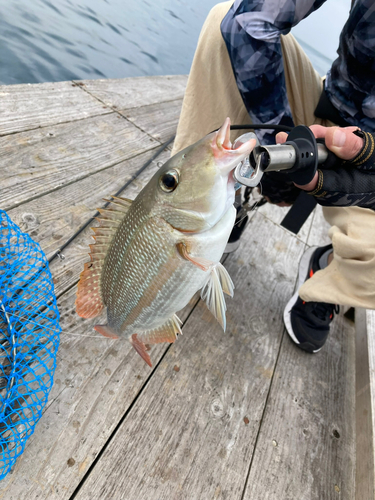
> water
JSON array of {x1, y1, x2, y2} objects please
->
[{"x1": 0, "y1": 0, "x2": 349, "y2": 86}]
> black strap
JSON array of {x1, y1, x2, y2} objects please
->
[{"x1": 280, "y1": 191, "x2": 317, "y2": 234}]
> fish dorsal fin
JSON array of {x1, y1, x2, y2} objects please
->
[
  {"x1": 75, "y1": 196, "x2": 133, "y2": 319},
  {"x1": 200, "y1": 263, "x2": 234, "y2": 332},
  {"x1": 138, "y1": 314, "x2": 183, "y2": 346}
]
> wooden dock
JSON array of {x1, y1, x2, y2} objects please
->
[{"x1": 0, "y1": 75, "x2": 371, "y2": 499}]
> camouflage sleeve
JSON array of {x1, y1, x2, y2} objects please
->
[
  {"x1": 308, "y1": 131, "x2": 375, "y2": 210},
  {"x1": 221, "y1": 0, "x2": 327, "y2": 144}
]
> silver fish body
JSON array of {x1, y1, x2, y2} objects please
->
[
  {"x1": 103, "y1": 200, "x2": 236, "y2": 334},
  {"x1": 76, "y1": 118, "x2": 255, "y2": 366}
]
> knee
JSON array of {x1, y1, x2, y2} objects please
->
[{"x1": 204, "y1": 1, "x2": 232, "y2": 32}]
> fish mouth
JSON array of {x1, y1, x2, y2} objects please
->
[{"x1": 213, "y1": 117, "x2": 256, "y2": 176}]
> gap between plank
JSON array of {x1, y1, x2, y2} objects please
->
[
  {"x1": 72, "y1": 81, "x2": 165, "y2": 145},
  {"x1": 257, "y1": 211, "x2": 307, "y2": 246},
  {"x1": 0, "y1": 110, "x2": 114, "y2": 138}
]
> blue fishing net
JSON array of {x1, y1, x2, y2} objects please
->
[{"x1": 0, "y1": 210, "x2": 60, "y2": 479}]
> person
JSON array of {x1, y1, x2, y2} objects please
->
[{"x1": 171, "y1": 0, "x2": 375, "y2": 352}]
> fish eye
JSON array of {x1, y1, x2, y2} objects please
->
[{"x1": 159, "y1": 169, "x2": 179, "y2": 192}]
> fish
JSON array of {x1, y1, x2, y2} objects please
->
[{"x1": 75, "y1": 118, "x2": 255, "y2": 366}]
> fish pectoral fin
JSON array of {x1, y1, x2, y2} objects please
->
[
  {"x1": 130, "y1": 334, "x2": 152, "y2": 367},
  {"x1": 138, "y1": 314, "x2": 182, "y2": 345},
  {"x1": 201, "y1": 263, "x2": 233, "y2": 331},
  {"x1": 94, "y1": 325, "x2": 119, "y2": 339},
  {"x1": 176, "y1": 242, "x2": 213, "y2": 271}
]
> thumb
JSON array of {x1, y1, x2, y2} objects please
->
[{"x1": 324, "y1": 126, "x2": 364, "y2": 160}]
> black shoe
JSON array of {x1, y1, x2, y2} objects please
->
[
  {"x1": 225, "y1": 208, "x2": 248, "y2": 253},
  {"x1": 283, "y1": 245, "x2": 339, "y2": 353}
]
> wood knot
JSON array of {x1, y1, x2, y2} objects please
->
[
  {"x1": 211, "y1": 397, "x2": 225, "y2": 418},
  {"x1": 21, "y1": 213, "x2": 39, "y2": 229}
]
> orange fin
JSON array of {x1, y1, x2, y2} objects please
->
[
  {"x1": 130, "y1": 334, "x2": 152, "y2": 367},
  {"x1": 76, "y1": 262, "x2": 104, "y2": 319},
  {"x1": 176, "y1": 243, "x2": 213, "y2": 271},
  {"x1": 103, "y1": 196, "x2": 132, "y2": 211},
  {"x1": 76, "y1": 197, "x2": 133, "y2": 318},
  {"x1": 94, "y1": 325, "x2": 119, "y2": 339},
  {"x1": 139, "y1": 314, "x2": 182, "y2": 345}
]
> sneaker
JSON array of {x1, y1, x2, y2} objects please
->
[{"x1": 283, "y1": 244, "x2": 339, "y2": 353}]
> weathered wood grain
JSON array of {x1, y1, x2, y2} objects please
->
[
  {"x1": 73, "y1": 214, "x2": 306, "y2": 500},
  {"x1": 243, "y1": 314, "x2": 355, "y2": 499},
  {"x1": 257, "y1": 202, "x2": 313, "y2": 244},
  {"x1": 355, "y1": 308, "x2": 375, "y2": 500},
  {"x1": 0, "y1": 75, "x2": 357, "y2": 500},
  {"x1": 0, "y1": 283, "x2": 200, "y2": 500},
  {"x1": 75, "y1": 75, "x2": 188, "y2": 111},
  {"x1": 0, "y1": 113, "x2": 159, "y2": 211},
  {"x1": 120, "y1": 99, "x2": 183, "y2": 143},
  {"x1": 0, "y1": 81, "x2": 110, "y2": 136}
]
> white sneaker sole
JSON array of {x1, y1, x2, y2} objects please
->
[{"x1": 283, "y1": 246, "x2": 323, "y2": 353}]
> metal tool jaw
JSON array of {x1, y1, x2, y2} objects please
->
[{"x1": 233, "y1": 125, "x2": 329, "y2": 188}]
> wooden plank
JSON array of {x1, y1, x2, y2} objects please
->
[
  {"x1": 72, "y1": 214, "x2": 306, "y2": 500},
  {"x1": 120, "y1": 99, "x2": 183, "y2": 143},
  {"x1": 355, "y1": 308, "x2": 375, "y2": 500},
  {"x1": 0, "y1": 81, "x2": 110, "y2": 136},
  {"x1": 243, "y1": 315, "x2": 355, "y2": 498},
  {"x1": 0, "y1": 112, "x2": 160, "y2": 211},
  {"x1": 0, "y1": 283, "x2": 199, "y2": 500},
  {"x1": 76, "y1": 75, "x2": 188, "y2": 111}
]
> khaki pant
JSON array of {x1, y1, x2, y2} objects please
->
[{"x1": 173, "y1": 1, "x2": 375, "y2": 309}]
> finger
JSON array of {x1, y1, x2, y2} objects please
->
[
  {"x1": 294, "y1": 171, "x2": 319, "y2": 191},
  {"x1": 275, "y1": 132, "x2": 288, "y2": 144},
  {"x1": 324, "y1": 126, "x2": 363, "y2": 160},
  {"x1": 309, "y1": 124, "x2": 330, "y2": 139}
]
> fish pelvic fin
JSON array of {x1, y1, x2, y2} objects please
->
[
  {"x1": 75, "y1": 196, "x2": 133, "y2": 318},
  {"x1": 176, "y1": 242, "x2": 213, "y2": 272},
  {"x1": 130, "y1": 334, "x2": 152, "y2": 367},
  {"x1": 94, "y1": 325, "x2": 119, "y2": 339},
  {"x1": 200, "y1": 263, "x2": 234, "y2": 332},
  {"x1": 138, "y1": 314, "x2": 183, "y2": 345}
]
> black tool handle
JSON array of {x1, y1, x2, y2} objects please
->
[{"x1": 284, "y1": 125, "x2": 319, "y2": 185}]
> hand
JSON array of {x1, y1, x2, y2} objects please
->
[{"x1": 276, "y1": 125, "x2": 364, "y2": 191}]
